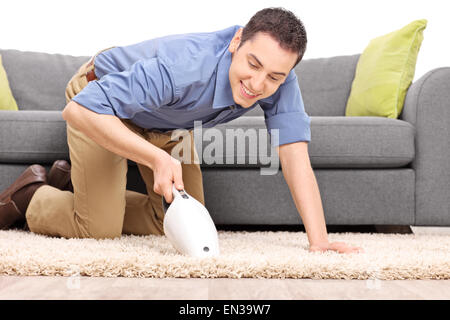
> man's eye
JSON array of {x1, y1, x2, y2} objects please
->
[{"x1": 248, "y1": 62, "x2": 278, "y2": 81}]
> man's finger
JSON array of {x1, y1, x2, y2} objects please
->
[
  {"x1": 163, "y1": 184, "x2": 173, "y2": 203},
  {"x1": 172, "y1": 160, "x2": 184, "y2": 191}
]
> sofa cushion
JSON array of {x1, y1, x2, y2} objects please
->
[
  {"x1": 0, "y1": 111, "x2": 68, "y2": 163},
  {"x1": 198, "y1": 116, "x2": 414, "y2": 168},
  {"x1": 198, "y1": 117, "x2": 272, "y2": 167},
  {"x1": 345, "y1": 19, "x2": 427, "y2": 118},
  {"x1": 308, "y1": 116, "x2": 414, "y2": 168},
  {"x1": 0, "y1": 112, "x2": 414, "y2": 169},
  {"x1": 0, "y1": 49, "x2": 89, "y2": 111},
  {"x1": 0, "y1": 54, "x2": 18, "y2": 111}
]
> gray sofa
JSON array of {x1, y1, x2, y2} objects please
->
[{"x1": 1, "y1": 48, "x2": 449, "y2": 229}]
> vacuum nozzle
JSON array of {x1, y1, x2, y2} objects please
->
[{"x1": 163, "y1": 184, "x2": 220, "y2": 258}]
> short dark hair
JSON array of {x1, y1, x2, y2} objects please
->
[{"x1": 238, "y1": 7, "x2": 307, "y2": 68}]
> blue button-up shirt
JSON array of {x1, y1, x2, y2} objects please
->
[{"x1": 72, "y1": 25, "x2": 311, "y2": 146}]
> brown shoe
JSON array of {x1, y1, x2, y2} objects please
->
[
  {"x1": 47, "y1": 160, "x2": 73, "y2": 192},
  {"x1": 0, "y1": 165, "x2": 47, "y2": 230}
]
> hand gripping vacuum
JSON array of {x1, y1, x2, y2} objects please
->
[{"x1": 162, "y1": 184, "x2": 220, "y2": 258}]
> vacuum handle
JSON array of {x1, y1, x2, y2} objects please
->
[
  {"x1": 163, "y1": 184, "x2": 189, "y2": 214},
  {"x1": 172, "y1": 184, "x2": 189, "y2": 200}
]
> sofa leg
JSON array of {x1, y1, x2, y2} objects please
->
[{"x1": 374, "y1": 225, "x2": 413, "y2": 234}]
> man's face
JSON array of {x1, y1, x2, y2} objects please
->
[{"x1": 228, "y1": 28, "x2": 299, "y2": 108}]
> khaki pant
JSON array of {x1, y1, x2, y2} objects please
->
[{"x1": 25, "y1": 49, "x2": 204, "y2": 239}]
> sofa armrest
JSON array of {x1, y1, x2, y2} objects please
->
[{"x1": 401, "y1": 67, "x2": 450, "y2": 225}]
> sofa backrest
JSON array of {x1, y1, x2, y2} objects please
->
[
  {"x1": 296, "y1": 54, "x2": 360, "y2": 116},
  {"x1": 1, "y1": 48, "x2": 359, "y2": 116},
  {"x1": 1, "y1": 49, "x2": 89, "y2": 111}
]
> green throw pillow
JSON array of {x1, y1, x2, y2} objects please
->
[
  {"x1": 0, "y1": 54, "x2": 18, "y2": 111},
  {"x1": 345, "y1": 19, "x2": 427, "y2": 118}
]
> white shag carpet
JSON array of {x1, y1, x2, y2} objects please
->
[{"x1": 0, "y1": 229, "x2": 449, "y2": 280}]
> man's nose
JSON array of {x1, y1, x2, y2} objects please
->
[{"x1": 250, "y1": 74, "x2": 265, "y2": 93}]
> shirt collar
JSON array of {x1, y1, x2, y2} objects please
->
[{"x1": 212, "y1": 49, "x2": 237, "y2": 109}]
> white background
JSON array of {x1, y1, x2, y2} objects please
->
[{"x1": 1, "y1": 0, "x2": 449, "y2": 81}]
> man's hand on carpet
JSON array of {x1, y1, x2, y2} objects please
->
[{"x1": 309, "y1": 241, "x2": 364, "y2": 254}]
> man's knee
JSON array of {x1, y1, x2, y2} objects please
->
[{"x1": 85, "y1": 210, "x2": 124, "y2": 239}]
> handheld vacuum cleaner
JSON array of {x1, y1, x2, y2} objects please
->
[{"x1": 162, "y1": 184, "x2": 220, "y2": 258}]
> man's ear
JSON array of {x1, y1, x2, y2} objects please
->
[{"x1": 229, "y1": 28, "x2": 243, "y2": 53}]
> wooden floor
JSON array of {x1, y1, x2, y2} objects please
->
[
  {"x1": 1, "y1": 226, "x2": 449, "y2": 300},
  {"x1": 0, "y1": 276, "x2": 449, "y2": 300}
]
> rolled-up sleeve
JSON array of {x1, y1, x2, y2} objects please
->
[
  {"x1": 259, "y1": 71, "x2": 311, "y2": 147},
  {"x1": 72, "y1": 57, "x2": 176, "y2": 119}
]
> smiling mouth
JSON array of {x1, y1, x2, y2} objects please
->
[{"x1": 240, "y1": 81, "x2": 259, "y2": 99}]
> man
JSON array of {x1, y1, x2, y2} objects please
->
[{"x1": 0, "y1": 8, "x2": 362, "y2": 254}]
